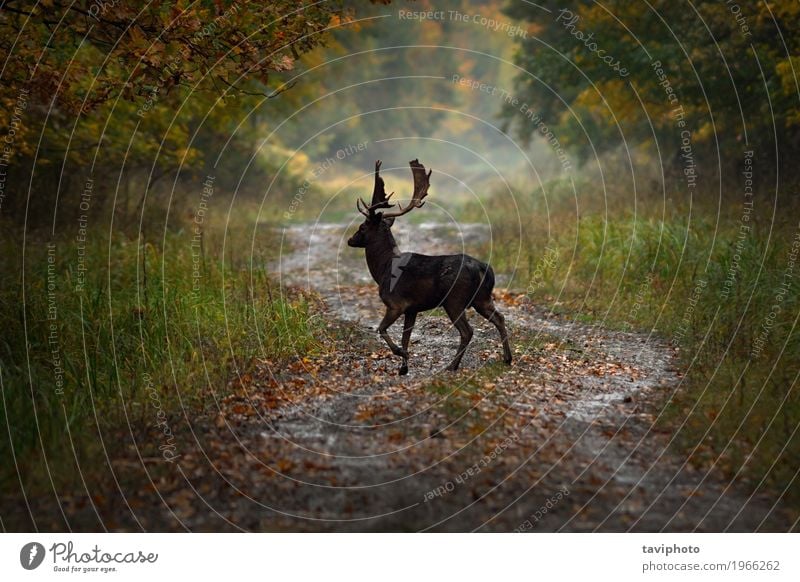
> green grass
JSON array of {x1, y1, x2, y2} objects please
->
[
  {"x1": 471, "y1": 180, "x2": 800, "y2": 512},
  {"x1": 0, "y1": 223, "x2": 324, "y2": 494}
]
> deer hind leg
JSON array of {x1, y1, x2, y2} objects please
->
[
  {"x1": 474, "y1": 299, "x2": 512, "y2": 365},
  {"x1": 398, "y1": 311, "x2": 417, "y2": 376},
  {"x1": 444, "y1": 304, "x2": 473, "y2": 371}
]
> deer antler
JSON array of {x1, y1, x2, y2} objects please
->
[
  {"x1": 356, "y1": 160, "x2": 395, "y2": 217},
  {"x1": 381, "y1": 159, "x2": 431, "y2": 219},
  {"x1": 357, "y1": 194, "x2": 394, "y2": 216}
]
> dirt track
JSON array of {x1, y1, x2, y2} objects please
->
[
  {"x1": 191, "y1": 222, "x2": 787, "y2": 532},
  {"x1": 12, "y1": 222, "x2": 792, "y2": 532}
]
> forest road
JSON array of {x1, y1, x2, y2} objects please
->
[
  {"x1": 26, "y1": 222, "x2": 790, "y2": 532},
  {"x1": 207, "y1": 221, "x2": 785, "y2": 532}
]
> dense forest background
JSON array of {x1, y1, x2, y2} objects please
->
[
  {"x1": 1, "y1": 0, "x2": 540, "y2": 232},
  {"x1": 2, "y1": 0, "x2": 799, "y2": 232}
]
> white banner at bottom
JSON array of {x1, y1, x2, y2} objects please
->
[{"x1": 1, "y1": 533, "x2": 797, "y2": 581}]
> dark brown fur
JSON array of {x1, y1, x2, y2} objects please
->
[{"x1": 348, "y1": 214, "x2": 512, "y2": 375}]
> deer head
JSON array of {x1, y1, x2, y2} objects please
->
[{"x1": 347, "y1": 159, "x2": 431, "y2": 248}]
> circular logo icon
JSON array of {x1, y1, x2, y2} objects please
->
[{"x1": 20, "y1": 542, "x2": 45, "y2": 570}]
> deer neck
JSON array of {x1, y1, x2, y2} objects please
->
[{"x1": 365, "y1": 228, "x2": 400, "y2": 284}]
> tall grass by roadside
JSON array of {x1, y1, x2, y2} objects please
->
[
  {"x1": 470, "y1": 178, "x2": 800, "y2": 511},
  {"x1": 0, "y1": 222, "x2": 322, "y2": 494}
]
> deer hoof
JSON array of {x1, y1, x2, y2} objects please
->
[
  {"x1": 504, "y1": 356, "x2": 513, "y2": 365},
  {"x1": 398, "y1": 364, "x2": 408, "y2": 376}
]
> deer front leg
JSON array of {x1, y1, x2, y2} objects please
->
[
  {"x1": 378, "y1": 308, "x2": 406, "y2": 372},
  {"x1": 398, "y1": 311, "x2": 417, "y2": 376}
]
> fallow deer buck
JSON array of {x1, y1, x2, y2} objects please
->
[{"x1": 347, "y1": 159, "x2": 512, "y2": 375}]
